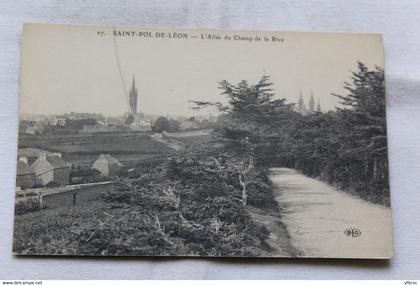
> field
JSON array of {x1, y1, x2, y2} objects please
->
[
  {"x1": 19, "y1": 132, "x2": 173, "y2": 153},
  {"x1": 19, "y1": 132, "x2": 175, "y2": 167},
  {"x1": 175, "y1": 134, "x2": 212, "y2": 149}
]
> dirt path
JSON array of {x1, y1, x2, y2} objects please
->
[
  {"x1": 248, "y1": 206, "x2": 297, "y2": 257},
  {"x1": 269, "y1": 167, "x2": 393, "y2": 258}
]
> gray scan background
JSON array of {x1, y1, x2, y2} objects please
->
[{"x1": 0, "y1": 0, "x2": 419, "y2": 280}]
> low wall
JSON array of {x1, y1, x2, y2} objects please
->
[
  {"x1": 163, "y1": 129, "x2": 211, "y2": 138},
  {"x1": 41, "y1": 182, "x2": 115, "y2": 209}
]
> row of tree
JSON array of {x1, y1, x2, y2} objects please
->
[
  {"x1": 198, "y1": 62, "x2": 389, "y2": 205},
  {"x1": 152, "y1": 116, "x2": 217, "y2": 133}
]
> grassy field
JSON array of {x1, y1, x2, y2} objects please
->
[
  {"x1": 18, "y1": 131, "x2": 214, "y2": 169},
  {"x1": 19, "y1": 132, "x2": 173, "y2": 154},
  {"x1": 19, "y1": 132, "x2": 175, "y2": 167},
  {"x1": 175, "y1": 134, "x2": 212, "y2": 149}
]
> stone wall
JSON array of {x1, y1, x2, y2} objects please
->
[{"x1": 41, "y1": 182, "x2": 115, "y2": 209}]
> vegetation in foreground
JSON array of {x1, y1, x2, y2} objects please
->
[{"x1": 13, "y1": 153, "x2": 273, "y2": 256}]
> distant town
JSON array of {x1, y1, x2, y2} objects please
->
[
  {"x1": 16, "y1": 76, "x2": 220, "y2": 192},
  {"x1": 15, "y1": 75, "x2": 323, "y2": 214}
]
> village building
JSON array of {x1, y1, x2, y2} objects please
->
[
  {"x1": 56, "y1": 117, "x2": 66, "y2": 126},
  {"x1": 22, "y1": 121, "x2": 46, "y2": 135},
  {"x1": 92, "y1": 154, "x2": 123, "y2": 177},
  {"x1": 130, "y1": 115, "x2": 152, "y2": 132},
  {"x1": 16, "y1": 157, "x2": 36, "y2": 189},
  {"x1": 104, "y1": 116, "x2": 124, "y2": 126},
  {"x1": 180, "y1": 117, "x2": 200, "y2": 130},
  {"x1": 31, "y1": 152, "x2": 70, "y2": 186},
  {"x1": 67, "y1": 112, "x2": 104, "y2": 121},
  {"x1": 18, "y1": 148, "x2": 55, "y2": 165}
]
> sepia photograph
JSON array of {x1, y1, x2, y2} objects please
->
[{"x1": 13, "y1": 23, "x2": 392, "y2": 258}]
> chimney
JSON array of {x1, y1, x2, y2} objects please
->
[
  {"x1": 19, "y1": 156, "x2": 28, "y2": 164},
  {"x1": 38, "y1": 152, "x2": 47, "y2": 160}
]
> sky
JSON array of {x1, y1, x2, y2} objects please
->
[{"x1": 20, "y1": 24, "x2": 384, "y2": 117}]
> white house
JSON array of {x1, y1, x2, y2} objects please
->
[
  {"x1": 31, "y1": 152, "x2": 70, "y2": 186},
  {"x1": 92, "y1": 154, "x2": 123, "y2": 177},
  {"x1": 16, "y1": 157, "x2": 36, "y2": 189}
]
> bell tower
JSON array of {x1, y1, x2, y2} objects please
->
[{"x1": 128, "y1": 75, "x2": 138, "y2": 115}]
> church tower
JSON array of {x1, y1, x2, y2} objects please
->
[
  {"x1": 309, "y1": 91, "x2": 315, "y2": 113},
  {"x1": 128, "y1": 75, "x2": 138, "y2": 115},
  {"x1": 316, "y1": 99, "x2": 322, "y2": 112},
  {"x1": 298, "y1": 92, "x2": 305, "y2": 114}
]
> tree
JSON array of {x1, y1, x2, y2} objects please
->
[
  {"x1": 193, "y1": 76, "x2": 294, "y2": 168},
  {"x1": 286, "y1": 62, "x2": 389, "y2": 204},
  {"x1": 168, "y1": 119, "x2": 181, "y2": 132},
  {"x1": 332, "y1": 62, "x2": 388, "y2": 190},
  {"x1": 153, "y1": 116, "x2": 170, "y2": 133},
  {"x1": 65, "y1": 118, "x2": 97, "y2": 129}
]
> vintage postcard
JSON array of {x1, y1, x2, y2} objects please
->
[{"x1": 14, "y1": 23, "x2": 392, "y2": 258}]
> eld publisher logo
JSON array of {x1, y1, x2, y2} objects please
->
[{"x1": 345, "y1": 228, "x2": 361, "y2": 237}]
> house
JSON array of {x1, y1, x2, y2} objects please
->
[
  {"x1": 22, "y1": 121, "x2": 46, "y2": 135},
  {"x1": 31, "y1": 152, "x2": 70, "y2": 186},
  {"x1": 67, "y1": 112, "x2": 104, "y2": 121},
  {"x1": 18, "y1": 148, "x2": 55, "y2": 165},
  {"x1": 16, "y1": 157, "x2": 35, "y2": 189},
  {"x1": 92, "y1": 154, "x2": 122, "y2": 177},
  {"x1": 55, "y1": 117, "x2": 66, "y2": 126},
  {"x1": 180, "y1": 117, "x2": 200, "y2": 130},
  {"x1": 130, "y1": 115, "x2": 152, "y2": 132}
]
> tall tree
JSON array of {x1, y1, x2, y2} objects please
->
[
  {"x1": 193, "y1": 76, "x2": 295, "y2": 168},
  {"x1": 287, "y1": 62, "x2": 389, "y2": 204},
  {"x1": 333, "y1": 62, "x2": 388, "y2": 185}
]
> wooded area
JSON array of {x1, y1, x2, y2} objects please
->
[{"x1": 203, "y1": 61, "x2": 389, "y2": 205}]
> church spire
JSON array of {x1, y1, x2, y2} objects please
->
[
  {"x1": 298, "y1": 91, "x2": 305, "y2": 113},
  {"x1": 316, "y1": 99, "x2": 322, "y2": 112},
  {"x1": 128, "y1": 74, "x2": 138, "y2": 115},
  {"x1": 131, "y1": 74, "x2": 136, "y2": 90},
  {"x1": 309, "y1": 90, "x2": 315, "y2": 112}
]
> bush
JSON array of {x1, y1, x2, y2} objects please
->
[
  {"x1": 14, "y1": 152, "x2": 278, "y2": 256},
  {"x1": 14, "y1": 198, "x2": 41, "y2": 215},
  {"x1": 245, "y1": 169, "x2": 279, "y2": 211}
]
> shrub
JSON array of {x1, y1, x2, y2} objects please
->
[
  {"x1": 14, "y1": 198, "x2": 41, "y2": 215},
  {"x1": 14, "y1": 152, "x2": 278, "y2": 256}
]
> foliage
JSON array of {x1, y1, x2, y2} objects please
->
[
  {"x1": 195, "y1": 65, "x2": 389, "y2": 205},
  {"x1": 65, "y1": 118, "x2": 97, "y2": 129},
  {"x1": 14, "y1": 152, "x2": 272, "y2": 256},
  {"x1": 70, "y1": 168, "x2": 108, "y2": 184},
  {"x1": 168, "y1": 119, "x2": 181, "y2": 132},
  {"x1": 194, "y1": 76, "x2": 295, "y2": 167},
  {"x1": 286, "y1": 62, "x2": 389, "y2": 205},
  {"x1": 153, "y1": 116, "x2": 171, "y2": 133},
  {"x1": 245, "y1": 169, "x2": 278, "y2": 211},
  {"x1": 14, "y1": 197, "x2": 41, "y2": 215},
  {"x1": 45, "y1": 181, "x2": 61, "y2": 188}
]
